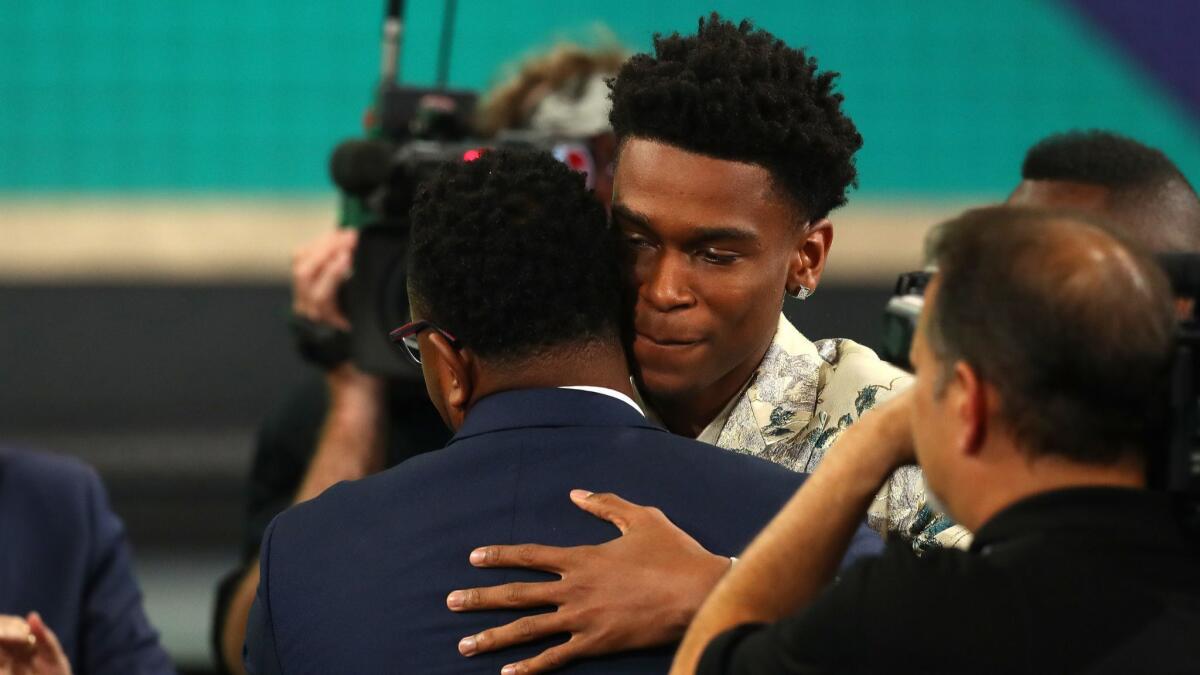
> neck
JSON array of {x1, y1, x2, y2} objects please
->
[
  {"x1": 961, "y1": 450, "x2": 1146, "y2": 532},
  {"x1": 644, "y1": 336, "x2": 772, "y2": 439},
  {"x1": 469, "y1": 340, "x2": 637, "y2": 408}
]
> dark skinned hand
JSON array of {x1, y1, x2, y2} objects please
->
[{"x1": 446, "y1": 489, "x2": 731, "y2": 675}]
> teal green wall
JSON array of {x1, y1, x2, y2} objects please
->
[{"x1": 1, "y1": 0, "x2": 1197, "y2": 195}]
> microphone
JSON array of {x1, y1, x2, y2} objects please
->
[
  {"x1": 381, "y1": 0, "x2": 405, "y2": 84},
  {"x1": 329, "y1": 139, "x2": 394, "y2": 197}
]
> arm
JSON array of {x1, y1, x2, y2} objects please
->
[
  {"x1": 292, "y1": 364, "x2": 387, "y2": 502},
  {"x1": 218, "y1": 365, "x2": 385, "y2": 674},
  {"x1": 290, "y1": 227, "x2": 386, "y2": 502},
  {"x1": 669, "y1": 390, "x2": 915, "y2": 674},
  {"x1": 216, "y1": 230, "x2": 386, "y2": 674}
]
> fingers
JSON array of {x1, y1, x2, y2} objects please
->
[
  {"x1": 27, "y1": 612, "x2": 64, "y2": 661},
  {"x1": 308, "y1": 247, "x2": 353, "y2": 331},
  {"x1": 498, "y1": 638, "x2": 586, "y2": 675},
  {"x1": 467, "y1": 543, "x2": 573, "y2": 573},
  {"x1": 20, "y1": 613, "x2": 71, "y2": 675},
  {"x1": 292, "y1": 229, "x2": 358, "y2": 328},
  {"x1": 456, "y1": 612, "x2": 568, "y2": 659},
  {"x1": 292, "y1": 231, "x2": 344, "y2": 294},
  {"x1": 0, "y1": 615, "x2": 34, "y2": 650},
  {"x1": 569, "y1": 489, "x2": 660, "y2": 534},
  {"x1": 446, "y1": 580, "x2": 562, "y2": 613}
]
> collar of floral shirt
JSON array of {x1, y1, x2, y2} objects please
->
[{"x1": 632, "y1": 314, "x2": 827, "y2": 449}]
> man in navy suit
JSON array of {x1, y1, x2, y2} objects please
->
[
  {"x1": 0, "y1": 447, "x2": 175, "y2": 675},
  {"x1": 242, "y1": 149, "x2": 881, "y2": 674}
]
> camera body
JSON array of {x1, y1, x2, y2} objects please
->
[
  {"x1": 878, "y1": 270, "x2": 932, "y2": 371},
  {"x1": 333, "y1": 87, "x2": 608, "y2": 377}
]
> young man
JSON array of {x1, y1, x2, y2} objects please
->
[
  {"x1": 673, "y1": 206, "x2": 1200, "y2": 673},
  {"x1": 446, "y1": 15, "x2": 944, "y2": 673},
  {"x1": 240, "y1": 150, "x2": 880, "y2": 675}
]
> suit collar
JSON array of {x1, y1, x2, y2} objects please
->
[{"x1": 448, "y1": 388, "x2": 667, "y2": 446}]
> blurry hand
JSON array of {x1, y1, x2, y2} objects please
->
[
  {"x1": 0, "y1": 613, "x2": 72, "y2": 675},
  {"x1": 447, "y1": 490, "x2": 730, "y2": 674},
  {"x1": 291, "y1": 229, "x2": 358, "y2": 332}
]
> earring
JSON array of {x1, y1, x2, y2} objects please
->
[{"x1": 789, "y1": 285, "x2": 813, "y2": 300}]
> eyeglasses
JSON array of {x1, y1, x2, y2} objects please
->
[{"x1": 388, "y1": 320, "x2": 460, "y2": 366}]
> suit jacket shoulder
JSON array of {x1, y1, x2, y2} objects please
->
[{"x1": 247, "y1": 389, "x2": 881, "y2": 674}]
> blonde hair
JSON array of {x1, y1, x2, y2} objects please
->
[{"x1": 475, "y1": 42, "x2": 628, "y2": 138}]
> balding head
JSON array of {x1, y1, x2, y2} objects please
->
[
  {"x1": 924, "y1": 205, "x2": 1176, "y2": 465},
  {"x1": 1007, "y1": 130, "x2": 1200, "y2": 254}
]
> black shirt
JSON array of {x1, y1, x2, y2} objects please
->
[{"x1": 699, "y1": 487, "x2": 1200, "y2": 674}]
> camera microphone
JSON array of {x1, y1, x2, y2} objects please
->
[{"x1": 330, "y1": 139, "x2": 394, "y2": 197}]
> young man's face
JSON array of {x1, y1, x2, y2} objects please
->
[{"x1": 612, "y1": 138, "x2": 811, "y2": 402}]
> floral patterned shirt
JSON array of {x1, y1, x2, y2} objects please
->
[{"x1": 694, "y1": 315, "x2": 971, "y2": 550}]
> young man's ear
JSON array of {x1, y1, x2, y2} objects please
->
[
  {"x1": 950, "y1": 361, "x2": 988, "y2": 457},
  {"x1": 787, "y1": 218, "x2": 834, "y2": 292},
  {"x1": 425, "y1": 332, "x2": 475, "y2": 429}
]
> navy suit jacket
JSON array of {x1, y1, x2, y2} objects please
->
[
  {"x1": 0, "y1": 448, "x2": 174, "y2": 675},
  {"x1": 244, "y1": 389, "x2": 882, "y2": 674}
]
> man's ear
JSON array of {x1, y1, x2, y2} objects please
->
[
  {"x1": 788, "y1": 218, "x2": 834, "y2": 292},
  {"x1": 426, "y1": 332, "x2": 475, "y2": 428},
  {"x1": 950, "y1": 361, "x2": 988, "y2": 457}
]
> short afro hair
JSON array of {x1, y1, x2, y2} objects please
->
[
  {"x1": 608, "y1": 13, "x2": 863, "y2": 221},
  {"x1": 407, "y1": 148, "x2": 622, "y2": 362},
  {"x1": 1021, "y1": 130, "x2": 1200, "y2": 253},
  {"x1": 1022, "y1": 130, "x2": 1186, "y2": 188}
]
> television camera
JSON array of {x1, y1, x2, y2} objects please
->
[{"x1": 294, "y1": 0, "x2": 610, "y2": 377}]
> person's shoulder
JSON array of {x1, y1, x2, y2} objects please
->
[
  {"x1": 634, "y1": 428, "x2": 807, "y2": 488},
  {"x1": 811, "y1": 338, "x2": 911, "y2": 413},
  {"x1": 268, "y1": 447, "x2": 461, "y2": 544},
  {"x1": 0, "y1": 447, "x2": 100, "y2": 499},
  {"x1": 842, "y1": 539, "x2": 1008, "y2": 608},
  {"x1": 785, "y1": 540, "x2": 1017, "y2": 669},
  {"x1": 813, "y1": 337, "x2": 908, "y2": 384},
  {"x1": 0, "y1": 448, "x2": 107, "y2": 547}
]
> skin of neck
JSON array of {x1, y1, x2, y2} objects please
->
[
  {"x1": 949, "y1": 432, "x2": 1147, "y2": 533},
  {"x1": 642, "y1": 334, "x2": 772, "y2": 438},
  {"x1": 466, "y1": 339, "x2": 638, "y2": 413}
]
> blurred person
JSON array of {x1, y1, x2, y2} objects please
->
[
  {"x1": 476, "y1": 42, "x2": 626, "y2": 209},
  {"x1": 1008, "y1": 129, "x2": 1200, "y2": 252},
  {"x1": 444, "y1": 14, "x2": 953, "y2": 673},
  {"x1": 672, "y1": 206, "x2": 1200, "y2": 674},
  {"x1": 240, "y1": 149, "x2": 881, "y2": 674},
  {"x1": 211, "y1": 42, "x2": 626, "y2": 675},
  {"x1": 0, "y1": 448, "x2": 175, "y2": 675}
]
